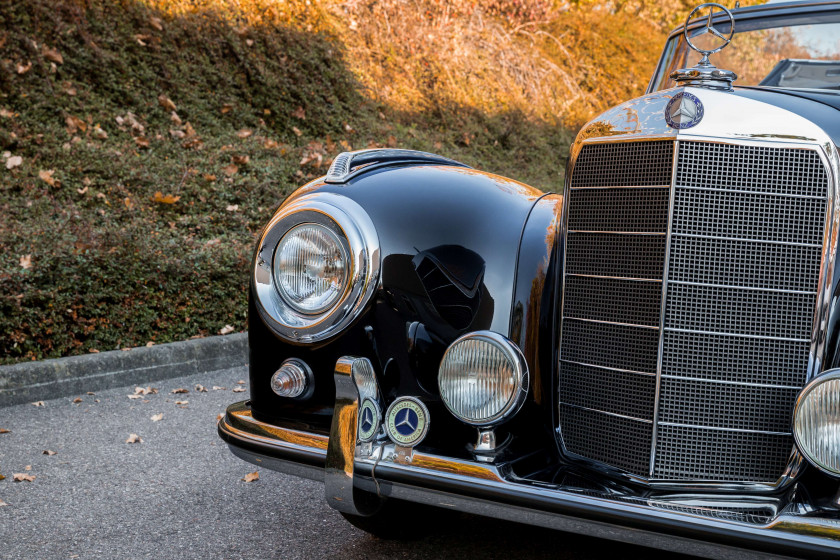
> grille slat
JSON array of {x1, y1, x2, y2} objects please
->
[{"x1": 559, "y1": 138, "x2": 829, "y2": 485}]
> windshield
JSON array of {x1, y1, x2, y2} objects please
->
[{"x1": 650, "y1": 12, "x2": 840, "y2": 91}]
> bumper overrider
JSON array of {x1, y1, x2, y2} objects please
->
[{"x1": 218, "y1": 357, "x2": 840, "y2": 560}]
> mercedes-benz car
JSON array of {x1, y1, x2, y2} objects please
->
[{"x1": 218, "y1": 2, "x2": 840, "y2": 557}]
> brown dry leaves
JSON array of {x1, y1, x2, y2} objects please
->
[
  {"x1": 125, "y1": 433, "x2": 143, "y2": 444},
  {"x1": 150, "y1": 413, "x2": 163, "y2": 422},
  {"x1": 219, "y1": 325, "x2": 234, "y2": 335},
  {"x1": 195, "y1": 384, "x2": 208, "y2": 393},
  {"x1": 0, "y1": 428, "x2": 9, "y2": 434},
  {"x1": 157, "y1": 94, "x2": 177, "y2": 112},
  {"x1": 232, "y1": 386, "x2": 246, "y2": 393},
  {"x1": 19, "y1": 255, "x2": 32, "y2": 270},
  {"x1": 31, "y1": 401, "x2": 44, "y2": 407},
  {"x1": 241, "y1": 471, "x2": 259, "y2": 483},
  {"x1": 5, "y1": 155, "x2": 22, "y2": 169},
  {"x1": 13, "y1": 473, "x2": 35, "y2": 482},
  {"x1": 43, "y1": 450, "x2": 57, "y2": 456},
  {"x1": 38, "y1": 169, "x2": 59, "y2": 188},
  {"x1": 151, "y1": 191, "x2": 180, "y2": 205}
]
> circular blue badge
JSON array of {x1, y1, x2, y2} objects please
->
[
  {"x1": 385, "y1": 397, "x2": 430, "y2": 447},
  {"x1": 665, "y1": 92, "x2": 704, "y2": 129},
  {"x1": 358, "y1": 398, "x2": 380, "y2": 443}
]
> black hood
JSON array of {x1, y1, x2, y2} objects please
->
[{"x1": 734, "y1": 86, "x2": 840, "y2": 146}]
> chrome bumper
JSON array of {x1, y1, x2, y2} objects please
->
[
  {"x1": 218, "y1": 401, "x2": 840, "y2": 559},
  {"x1": 219, "y1": 356, "x2": 840, "y2": 560}
]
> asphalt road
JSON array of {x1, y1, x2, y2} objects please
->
[{"x1": 0, "y1": 366, "x2": 689, "y2": 560}]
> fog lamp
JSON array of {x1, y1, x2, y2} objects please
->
[
  {"x1": 438, "y1": 331, "x2": 528, "y2": 426},
  {"x1": 273, "y1": 223, "x2": 348, "y2": 315},
  {"x1": 271, "y1": 358, "x2": 314, "y2": 400},
  {"x1": 793, "y1": 369, "x2": 840, "y2": 476}
]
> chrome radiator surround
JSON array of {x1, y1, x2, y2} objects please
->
[{"x1": 558, "y1": 88, "x2": 840, "y2": 491}]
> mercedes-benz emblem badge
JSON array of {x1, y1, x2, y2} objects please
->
[
  {"x1": 684, "y1": 3, "x2": 735, "y2": 60},
  {"x1": 665, "y1": 91, "x2": 704, "y2": 129},
  {"x1": 385, "y1": 397, "x2": 430, "y2": 447},
  {"x1": 358, "y1": 398, "x2": 380, "y2": 443}
]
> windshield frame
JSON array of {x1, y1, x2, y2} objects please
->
[{"x1": 647, "y1": 1, "x2": 840, "y2": 93}]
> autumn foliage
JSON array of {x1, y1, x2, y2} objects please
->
[{"x1": 0, "y1": 0, "x2": 723, "y2": 362}]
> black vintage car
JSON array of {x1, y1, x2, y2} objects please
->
[{"x1": 219, "y1": 2, "x2": 840, "y2": 557}]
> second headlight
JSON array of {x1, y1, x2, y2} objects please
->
[{"x1": 438, "y1": 331, "x2": 528, "y2": 426}]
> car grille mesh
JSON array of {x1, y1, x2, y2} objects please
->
[{"x1": 559, "y1": 139, "x2": 829, "y2": 485}]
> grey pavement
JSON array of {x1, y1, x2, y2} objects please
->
[{"x1": 0, "y1": 366, "x2": 684, "y2": 559}]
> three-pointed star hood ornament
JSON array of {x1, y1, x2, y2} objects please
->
[{"x1": 670, "y1": 2, "x2": 738, "y2": 90}]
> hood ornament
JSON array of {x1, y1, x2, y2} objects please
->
[{"x1": 671, "y1": 2, "x2": 738, "y2": 90}]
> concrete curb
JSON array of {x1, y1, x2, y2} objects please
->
[{"x1": 0, "y1": 333, "x2": 248, "y2": 407}]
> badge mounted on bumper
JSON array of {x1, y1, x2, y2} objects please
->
[{"x1": 385, "y1": 397, "x2": 430, "y2": 447}]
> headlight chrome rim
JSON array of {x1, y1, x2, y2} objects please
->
[
  {"x1": 438, "y1": 331, "x2": 529, "y2": 427},
  {"x1": 793, "y1": 369, "x2": 840, "y2": 477},
  {"x1": 252, "y1": 193, "x2": 380, "y2": 344}
]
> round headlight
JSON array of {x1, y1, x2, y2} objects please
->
[
  {"x1": 794, "y1": 370, "x2": 840, "y2": 476},
  {"x1": 273, "y1": 223, "x2": 349, "y2": 314},
  {"x1": 438, "y1": 331, "x2": 528, "y2": 426},
  {"x1": 251, "y1": 193, "x2": 380, "y2": 344}
]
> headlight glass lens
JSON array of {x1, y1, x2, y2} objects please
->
[
  {"x1": 438, "y1": 334, "x2": 526, "y2": 426},
  {"x1": 273, "y1": 223, "x2": 348, "y2": 315},
  {"x1": 794, "y1": 375, "x2": 840, "y2": 475}
]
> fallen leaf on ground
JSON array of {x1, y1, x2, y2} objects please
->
[
  {"x1": 151, "y1": 191, "x2": 180, "y2": 204},
  {"x1": 76, "y1": 186, "x2": 88, "y2": 195},
  {"x1": 195, "y1": 384, "x2": 208, "y2": 393},
  {"x1": 92, "y1": 126, "x2": 108, "y2": 140},
  {"x1": 127, "y1": 395, "x2": 142, "y2": 400},
  {"x1": 42, "y1": 450, "x2": 56, "y2": 456},
  {"x1": 221, "y1": 164, "x2": 238, "y2": 176},
  {"x1": 72, "y1": 397, "x2": 82, "y2": 404},
  {"x1": 38, "y1": 169, "x2": 61, "y2": 188},
  {"x1": 42, "y1": 47, "x2": 63, "y2": 64},
  {"x1": 16, "y1": 61, "x2": 31, "y2": 75},
  {"x1": 149, "y1": 15, "x2": 164, "y2": 31},
  {"x1": 134, "y1": 386, "x2": 158, "y2": 395},
  {"x1": 236, "y1": 129, "x2": 252, "y2": 139},
  {"x1": 157, "y1": 94, "x2": 176, "y2": 112},
  {"x1": 31, "y1": 401, "x2": 44, "y2": 407},
  {"x1": 145, "y1": 341, "x2": 154, "y2": 347},
  {"x1": 203, "y1": 174, "x2": 216, "y2": 182},
  {"x1": 6, "y1": 155, "x2": 22, "y2": 169},
  {"x1": 89, "y1": 349, "x2": 99, "y2": 353},
  {"x1": 61, "y1": 82, "x2": 77, "y2": 96},
  {"x1": 236, "y1": 380, "x2": 246, "y2": 384},
  {"x1": 292, "y1": 106, "x2": 305, "y2": 120},
  {"x1": 0, "y1": 499, "x2": 7, "y2": 506},
  {"x1": 242, "y1": 471, "x2": 259, "y2": 482},
  {"x1": 225, "y1": 204, "x2": 239, "y2": 212},
  {"x1": 219, "y1": 325, "x2": 235, "y2": 335},
  {"x1": 150, "y1": 413, "x2": 163, "y2": 422},
  {"x1": 20, "y1": 255, "x2": 32, "y2": 270},
  {"x1": 232, "y1": 387, "x2": 246, "y2": 393},
  {"x1": 0, "y1": 108, "x2": 13, "y2": 118},
  {"x1": 292, "y1": 126, "x2": 302, "y2": 137},
  {"x1": 232, "y1": 155, "x2": 249, "y2": 165},
  {"x1": 0, "y1": 429, "x2": 9, "y2": 434},
  {"x1": 216, "y1": 413, "x2": 224, "y2": 422},
  {"x1": 87, "y1": 392, "x2": 95, "y2": 395},
  {"x1": 13, "y1": 473, "x2": 35, "y2": 482},
  {"x1": 221, "y1": 103, "x2": 233, "y2": 114},
  {"x1": 24, "y1": 465, "x2": 31, "y2": 471},
  {"x1": 212, "y1": 386, "x2": 226, "y2": 391},
  {"x1": 134, "y1": 136, "x2": 150, "y2": 148},
  {"x1": 175, "y1": 400, "x2": 188, "y2": 405},
  {"x1": 65, "y1": 115, "x2": 87, "y2": 134},
  {"x1": 125, "y1": 433, "x2": 142, "y2": 444},
  {"x1": 171, "y1": 388, "x2": 189, "y2": 394}
]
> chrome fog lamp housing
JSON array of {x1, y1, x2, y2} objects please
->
[
  {"x1": 794, "y1": 369, "x2": 840, "y2": 477},
  {"x1": 438, "y1": 331, "x2": 529, "y2": 427},
  {"x1": 253, "y1": 193, "x2": 380, "y2": 343}
]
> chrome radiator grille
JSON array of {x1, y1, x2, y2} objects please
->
[{"x1": 559, "y1": 139, "x2": 829, "y2": 484}]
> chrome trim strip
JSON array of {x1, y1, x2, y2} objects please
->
[
  {"x1": 568, "y1": 230, "x2": 667, "y2": 236},
  {"x1": 667, "y1": 280, "x2": 818, "y2": 296},
  {"x1": 570, "y1": 185, "x2": 671, "y2": 190},
  {"x1": 559, "y1": 401, "x2": 654, "y2": 424},
  {"x1": 672, "y1": 232, "x2": 822, "y2": 248},
  {"x1": 675, "y1": 185, "x2": 828, "y2": 200},
  {"x1": 565, "y1": 273, "x2": 662, "y2": 283},
  {"x1": 561, "y1": 359, "x2": 656, "y2": 377},
  {"x1": 660, "y1": 374, "x2": 802, "y2": 391},
  {"x1": 651, "y1": 139, "x2": 679, "y2": 477},
  {"x1": 664, "y1": 327, "x2": 811, "y2": 343},
  {"x1": 657, "y1": 422, "x2": 791, "y2": 437},
  {"x1": 563, "y1": 317, "x2": 660, "y2": 330}
]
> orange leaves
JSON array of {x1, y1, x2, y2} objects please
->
[
  {"x1": 158, "y1": 94, "x2": 177, "y2": 112},
  {"x1": 42, "y1": 47, "x2": 63, "y2": 65},
  {"x1": 38, "y1": 169, "x2": 59, "y2": 188},
  {"x1": 19, "y1": 255, "x2": 32, "y2": 270},
  {"x1": 236, "y1": 129, "x2": 253, "y2": 139},
  {"x1": 291, "y1": 106, "x2": 305, "y2": 120},
  {"x1": 65, "y1": 115, "x2": 87, "y2": 135},
  {"x1": 125, "y1": 433, "x2": 143, "y2": 444},
  {"x1": 150, "y1": 413, "x2": 163, "y2": 422},
  {"x1": 151, "y1": 191, "x2": 180, "y2": 204},
  {"x1": 219, "y1": 325, "x2": 234, "y2": 335},
  {"x1": 13, "y1": 473, "x2": 35, "y2": 482},
  {"x1": 241, "y1": 471, "x2": 259, "y2": 482}
]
